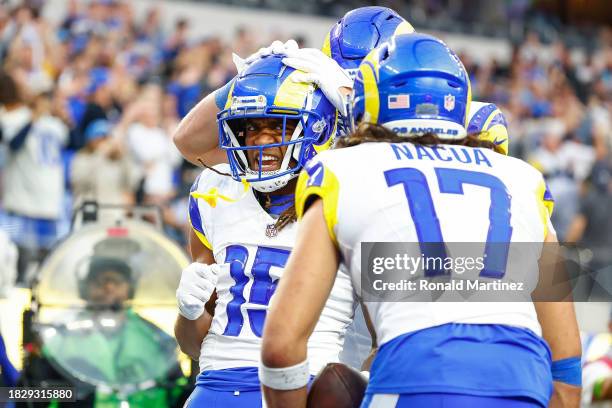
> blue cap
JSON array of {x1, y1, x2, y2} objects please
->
[
  {"x1": 87, "y1": 67, "x2": 110, "y2": 95},
  {"x1": 85, "y1": 119, "x2": 111, "y2": 142}
]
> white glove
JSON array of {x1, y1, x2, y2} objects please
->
[
  {"x1": 232, "y1": 39, "x2": 299, "y2": 75},
  {"x1": 282, "y1": 48, "x2": 353, "y2": 116},
  {"x1": 176, "y1": 262, "x2": 219, "y2": 320}
]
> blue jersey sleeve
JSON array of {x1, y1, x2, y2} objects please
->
[{"x1": 188, "y1": 174, "x2": 212, "y2": 250}]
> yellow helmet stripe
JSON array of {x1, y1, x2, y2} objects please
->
[
  {"x1": 360, "y1": 62, "x2": 380, "y2": 124},
  {"x1": 362, "y1": 47, "x2": 381, "y2": 81},
  {"x1": 321, "y1": 32, "x2": 332, "y2": 57},
  {"x1": 483, "y1": 108, "x2": 502, "y2": 130},
  {"x1": 394, "y1": 21, "x2": 415, "y2": 35},
  {"x1": 224, "y1": 81, "x2": 236, "y2": 110},
  {"x1": 274, "y1": 70, "x2": 311, "y2": 109}
]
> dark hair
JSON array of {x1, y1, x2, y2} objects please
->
[
  {"x1": 336, "y1": 123, "x2": 502, "y2": 154},
  {"x1": 0, "y1": 70, "x2": 21, "y2": 106},
  {"x1": 197, "y1": 159, "x2": 296, "y2": 232}
]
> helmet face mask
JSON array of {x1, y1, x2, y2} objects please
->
[
  {"x1": 220, "y1": 106, "x2": 320, "y2": 192},
  {"x1": 217, "y1": 56, "x2": 338, "y2": 192}
]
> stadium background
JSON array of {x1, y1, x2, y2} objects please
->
[{"x1": 0, "y1": 0, "x2": 609, "y2": 395}]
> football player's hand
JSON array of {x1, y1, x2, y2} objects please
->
[
  {"x1": 282, "y1": 48, "x2": 353, "y2": 116},
  {"x1": 232, "y1": 39, "x2": 299, "y2": 74},
  {"x1": 176, "y1": 262, "x2": 219, "y2": 320}
]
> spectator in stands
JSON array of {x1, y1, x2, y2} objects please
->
[
  {"x1": 116, "y1": 84, "x2": 181, "y2": 206},
  {"x1": 566, "y1": 161, "x2": 612, "y2": 285},
  {"x1": 0, "y1": 71, "x2": 68, "y2": 283},
  {"x1": 529, "y1": 119, "x2": 596, "y2": 239},
  {"x1": 74, "y1": 67, "x2": 116, "y2": 150},
  {"x1": 71, "y1": 119, "x2": 139, "y2": 208},
  {"x1": 166, "y1": 46, "x2": 205, "y2": 119},
  {"x1": 162, "y1": 17, "x2": 189, "y2": 64}
]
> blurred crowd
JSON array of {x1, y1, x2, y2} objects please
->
[
  {"x1": 0, "y1": 0, "x2": 245, "y2": 284},
  {"x1": 0, "y1": 0, "x2": 610, "y2": 287},
  {"x1": 462, "y1": 28, "x2": 612, "y2": 276}
]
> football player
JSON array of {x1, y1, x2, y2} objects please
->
[
  {"x1": 260, "y1": 34, "x2": 581, "y2": 408},
  {"x1": 173, "y1": 6, "x2": 509, "y2": 168},
  {"x1": 318, "y1": 6, "x2": 509, "y2": 154},
  {"x1": 314, "y1": 5, "x2": 511, "y2": 370},
  {"x1": 172, "y1": 7, "x2": 410, "y2": 167},
  {"x1": 174, "y1": 55, "x2": 355, "y2": 407}
]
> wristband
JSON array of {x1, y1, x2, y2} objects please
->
[
  {"x1": 551, "y1": 356, "x2": 582, "y2": 386},
  {"x1": 259, "y1": 360, "x2": 309, "y2": 390}
]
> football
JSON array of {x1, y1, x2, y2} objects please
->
[{"x1": 307, "y1": 363, "x2": 368, "y2": 408}]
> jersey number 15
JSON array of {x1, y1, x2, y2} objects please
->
[{"x1": 223, "y1": 245, "x2": 289, "y2": 337}]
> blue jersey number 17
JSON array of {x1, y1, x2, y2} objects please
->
[{"x1": 385, "y1": 167, "x2": 513, "y2": 278}]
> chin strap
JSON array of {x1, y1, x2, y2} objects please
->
[{"x1": 190, "y1": 178, "x2": 250, "y2": 208}]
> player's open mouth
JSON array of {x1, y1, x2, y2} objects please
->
[{"x1": 253, "y1": 154, "x2": 281, "y2": 172}]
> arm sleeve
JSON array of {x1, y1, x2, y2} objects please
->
[
  {"x1": 1, "y1": 107, "x2": 32, "y2": 149},
  {"x1": 7, "y1": 121, "x2": 33, "y2": 152},
  {"x1": 295, "y1": 157, "x2": 340, "y2": 246},
  {"x1": 536, "y1": 177, "x2": 556, "y2": 237},
  {"x1": 188, "y1": 174, "x2": 212, "y2": 250}
]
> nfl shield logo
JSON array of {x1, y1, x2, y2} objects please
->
[
  {"x1": 266, "y1": 224, "x2": 278, "y2": 238},
  {"x1": 444, "y1": 94, "x2": 455, "y2": 111}
]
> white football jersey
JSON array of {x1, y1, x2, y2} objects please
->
[
  {"x1": 189, "y1": 164, "x2": 355, "y2": 375},
  {"x1": 0, "y1": 107, "x2": 68, "y2": 219},
  {"x1": 296, "y1": 142, "x2": 555, "y2": 347}
]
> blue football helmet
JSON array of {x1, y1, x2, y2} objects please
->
[
  {"x1": 322, "y1": 7, "x2": 414, "y2": 80},
  {"x1": 467, "y1": 101, "x2": 509, "y2": 155},
  {"x1": 351, "y1": 33, "x2": 471, "y2": 140},
  {"x1": 217, "y1": 55, "x2": 338, "y2": 192}
]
